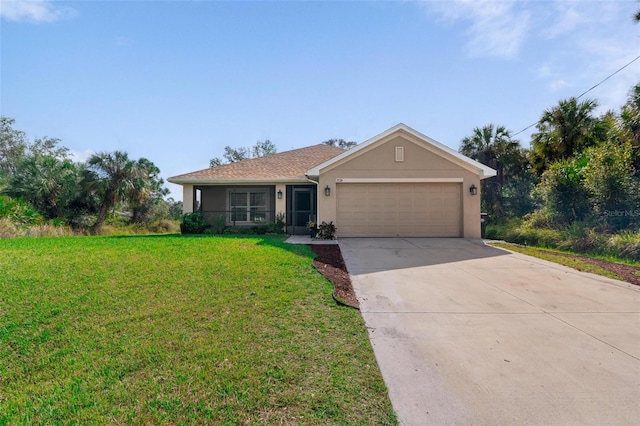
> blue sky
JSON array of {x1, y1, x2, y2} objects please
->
[{"x1": 2, "y1": 0, "x2": 639, "y2": 200}]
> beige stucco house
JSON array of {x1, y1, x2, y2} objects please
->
[{"x1": 168, "y1": 123, "x2": 496, "y2": 238}]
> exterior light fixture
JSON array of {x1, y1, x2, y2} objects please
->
[
  {"x1": 277, "y1": 189, "x2": 283, "y2": 199},
  {"x1": 469, "y1": 184, "x2": 478, "y2": 196},
  {"x1": 324, "y1": 185, "x2": 331, "y2": 196}
]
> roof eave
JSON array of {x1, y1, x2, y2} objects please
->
[{"x1": 167, "y1": 177, "x2": 311, "y2": 185}]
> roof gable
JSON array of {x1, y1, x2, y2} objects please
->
[
  {"x1": 306, "y1": 123, "x2": 497, "y2": 179},
  {"x1": 168, "y1": 144, "x2": 345, "y2": 184}
]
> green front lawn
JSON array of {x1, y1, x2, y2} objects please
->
[{"x1": 0, "y1": 235, "x2": 396, "y2": 424}]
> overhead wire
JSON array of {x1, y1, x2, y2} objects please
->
[{"x1": 511, "y1": 54, "x2": 640, "y2": 137}]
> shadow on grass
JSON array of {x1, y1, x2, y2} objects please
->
[{"x1": 104, "y1": 233, "x2": 318, "y2": 261}]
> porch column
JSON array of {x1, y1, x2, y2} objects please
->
[
  {"x1": 275, "y1": 183, "x2": 286, "y2": 219},
  {"x1": 182, "y1": 184, "x2": 194, "y2": 213}
]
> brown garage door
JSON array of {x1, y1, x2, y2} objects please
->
[{"x1": 336, "y1": 183, "x2": 462, "y2": 237}]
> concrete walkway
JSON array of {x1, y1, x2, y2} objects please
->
[
  {"x1": 284, "y1": 235, "x2": 338, "y2": 245},
  {"x1": 339, "y1": 238, "x2": 640, "y2": 426}
]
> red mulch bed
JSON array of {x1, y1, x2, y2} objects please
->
[{"x1": 309, "y1": 244, "x2": 359, "y2": 309}]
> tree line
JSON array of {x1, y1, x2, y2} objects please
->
[
  {"x1": 0, "y1": 117, "x2": 182, "y2": 233},
  {"x1": 3, "y1": 80, "x2": 638, "y2": 237},
  {"x1": 459, "y1": 82, "x2": 640, "y2": 232}
]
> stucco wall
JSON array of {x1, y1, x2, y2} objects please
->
[
  {"x1": 317, "y1": 133, "x2": 482, "y2": 238},
  {"x1": 182, "y1": 184, "x2": 194, "y2": 213}
]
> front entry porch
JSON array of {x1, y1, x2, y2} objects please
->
[
  {"x1": 192, "y1": 184, "x2": 317, "y2": 235},
  {"x1": 286, "y1": 184, "x2": 317, "y2": 235}
]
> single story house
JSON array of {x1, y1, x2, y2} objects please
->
[{"x1": 168, "y1": 123, "x2": 496, "y2": 238}]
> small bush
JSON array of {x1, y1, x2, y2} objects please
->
[
  {"x1": 606, "y1": 231, "x2": 640, "y2": 261},
  {"x1": 485, "y1": 219, "x2": 522, "y2": 241},
  {"x1": 0, "y1": 196, "x2": 43, "y2": 226},
  {"x1": 149, "y1": 219, "x2": 180, "y2": 234},
  {"x1": 491, "y1": 220, "x2": 640, "y2": 262},
  {"x1": 556, "y1": 223, "x2": 604, "y2": 254},
  {"x1": 180, "y1": 212, "x2": 208, "y2": 234},
  {"x1": 212, "y1": 215, "x2": 227, "y2": 234},
  {"x1": 67, "y1": 213, "x2": 96, "y2": 231},
  {"x1": 251, "y1": 224, "x2": 268, "y2": 235},
  {"x1": 522, "y1": 209, "x2": 558, "y2": 229},
  {"x1": 274, "y1": 213, "x2": 286, "y2": 233},
  {"x1": 503, "y1": 226, "x2": 562, "y2": 248},
  {"x1": 0, "y1": 218, "x2": 19, "y2": 238},
  {"x1": 317, "y1": 221, "x2": 336, "y2": 240},
  {"x1": 26, "y1": 224, "x2": 73, "y2": 237}
]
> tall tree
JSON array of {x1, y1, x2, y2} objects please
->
[
  {"x1": 536, "y1": 156, "x2": 591, "y2": 224},
  {"x1": 83, "y1": 151, "x2": 143, "y2": 232},
  {"x1": 251, "y1": 139, "x2": 277, "y2": 158},
  {"x1": 128, "y1": 157, "x2": 169, "y2": 224},
  {"x1": 4, "y1": 155, "x2": 79, "y2": 219},
  {"x1": 620, "y1": 83, "x2": 640, "y2": 174},
  {"x1": 0, "y1": 116, "x2": 28, "y2": 180},
  {"x1": 1, "y1": 117, "x2": 69, "y2": 181},
  {"x1": 460, "y1": 124, "x2": 528, "y2": 220},
  {"x1": 530, "y1": 97, "x2": 602, "y2": 174},
  {"x1": 322, "y1": 138, "x2": 357, "y2": 150},
  {"x1": 583, "y1": 139, "x2": 639, "y2": 230},
  {"x1": 210, "y1": 139, "x2": 277, "y2": 167}
]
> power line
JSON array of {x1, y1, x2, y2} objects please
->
[{"x1": 512, "y1": 54, "x2": 640, "y2": 137}]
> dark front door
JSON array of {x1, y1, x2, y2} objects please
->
[{"x1": 291, "y1": 186, "x2": 315, "y2": 235}]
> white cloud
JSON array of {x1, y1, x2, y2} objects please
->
[
  {"x1": 527, "y1": 1, "x2": 639, "y2": 109},
  {"x1": 424, "y1": 0, "x2": 531, "y2": 59},
  {"x1": 69, "y1": 149, "x2": 94, "y2": 163},
  {"x1": 557, "y1": 2, "x2": 640, "y2": 112},
  {"x1": 0, "y1": 0, "x2": 75, "y2": 23},
  {"x1": 549, "y1": 79, "x2": 569, "y2": 92},
  {"x1": 542, "y1": 3, "x2": 585, "y2": 39},
  {"x1": 536, "y1": 64, "x2": 552, "y2": 79}
]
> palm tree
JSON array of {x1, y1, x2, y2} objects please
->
[
  {"x1": 530, "y1": 97, "x2": 601, "y2": 174},
  {"x1": 620, "y1": 83, "x2": 640, "y2": 175},
  {"x1": 621, "y1": 83, "x2": 640, "y2": 140},
  {"x1": 460, "y1": 124, "x2": 524, "y2": 220},
  {"x1": 5, "y1": 155, "x2": 78, "y2": 219},
  {"x1": 128, "y1": 157, "x2": 169, "y2": 223},
  {"x1": 84, "y1": 151, "x2": 142, "y2": 232}
]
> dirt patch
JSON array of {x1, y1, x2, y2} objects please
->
[
  {"x1": 548, "y1": 251, "x2": 640, "y2": 286},
  {"x1": 309, "y1": 244, "x2": 359, "y2": 309},
  {"x1": 505, "y1": 245, "x2": 640, "y2": 286}
]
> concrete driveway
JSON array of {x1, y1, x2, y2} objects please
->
[{"x1": 339, "y1": 238, "x2": 640, "y2": 426}]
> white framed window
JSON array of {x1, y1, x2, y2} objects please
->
[{"x1": 229, "y1": 190, "x2": 267, "y2": 222}]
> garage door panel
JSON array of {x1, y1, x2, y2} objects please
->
[{"x1": 337, "y1": 183, "x2": 461, "y2": 237}]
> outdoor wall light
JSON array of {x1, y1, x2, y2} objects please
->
[
  {"x1": 469, "y1": 184, "x2": 478, "y2": 196},
  {"x1": 324, "y1": 185, "x2": 331, "y2": 196},
  {"x1": 277, "y1": 189, "x2": 283, "y2": 199}
]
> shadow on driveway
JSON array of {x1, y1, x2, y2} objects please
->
[{"x1": 339, "y1": 238, "x2": 509, "y2": 273}]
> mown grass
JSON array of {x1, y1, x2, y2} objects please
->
[
  {"x1": 0, "y1": 235, "x2": 396, "y2": 424},
  {"x1": 490, "y1": 242, "x2": 623, "y2": 280}
]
